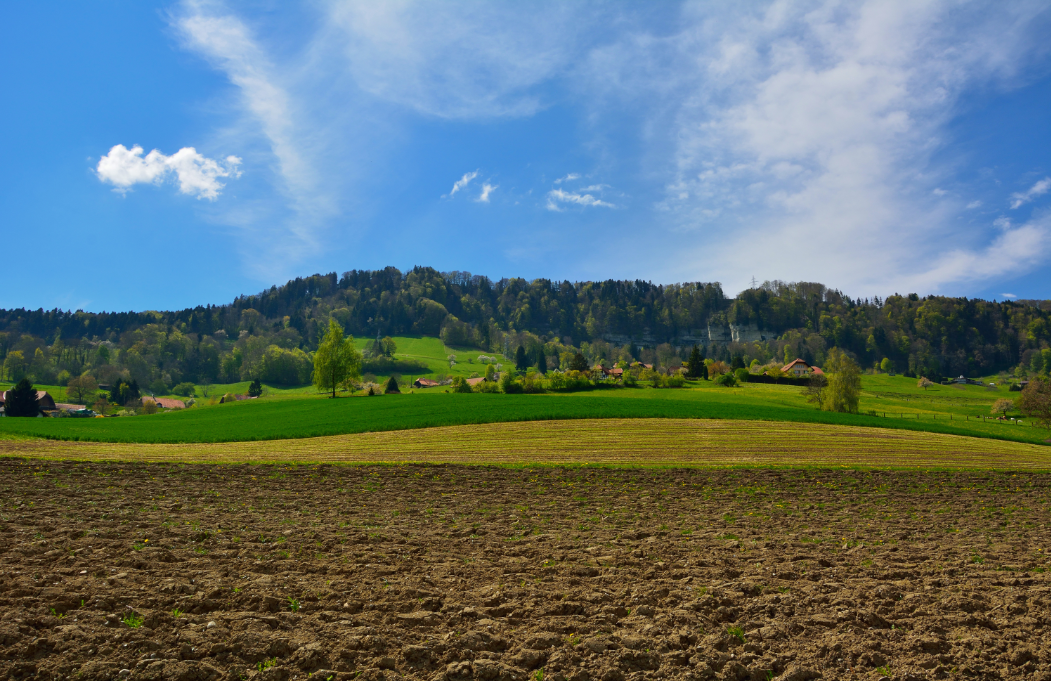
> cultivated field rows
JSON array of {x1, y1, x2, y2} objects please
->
[
  {"x1": 2, "y1": 461, "x2": 1051, "y2": 680},
  {"x1": 2, "y1": 419, "x2": 1050, "y2": 470}
]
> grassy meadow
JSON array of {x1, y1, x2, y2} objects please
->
[{"x1": 1, "y1": 369, "x2": 1046, "y2": 446}]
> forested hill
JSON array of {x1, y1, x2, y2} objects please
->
[{"x1": 1, "y1": 266, "x2": 1049, "y2": 386}]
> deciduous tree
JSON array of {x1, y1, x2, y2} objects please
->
[
  {"x1": 820, "y1": 348, "x2": 861, "y2": 414},
  {"x1": 312, "y1": 319, "x2": 362, "y2": 398},
  {"x1": 1017, "y1": 379, "x2": 1051, "y2": 430},
  {"x1": 917, "y1": 377, "x2": 934, "y2": 391},
  {"x1": 67, "y1": 374, "x2": 98, "y2": 404},
  {"x1": 991, "y1": 398, "x2": 1014, "y2": 417}
]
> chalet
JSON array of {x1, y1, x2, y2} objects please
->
[
  {"x1": 781, "y1": 359, "x2": 823, "y2": 377},
  {"x1": 594, "y1": 364, "x2": 624, "y2": 378},
  {"x1": 413, "y1": 378, "x2": 440, "y2": 388}
]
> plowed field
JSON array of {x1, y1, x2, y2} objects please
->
[{"x1": 2, "y1": 459, "x2": 1051, "y2": 681}]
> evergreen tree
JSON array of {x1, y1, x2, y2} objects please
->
[
  {"x1": 686, "y1": 345, "x2": 704, "y2": 379},
  {"x1": 5, "y1": 378, "x2": 39, "y2": 417},
  {"x1": 731, "y1": 354, "x2": 745, "y2": 371},
  {"x1": 629, "y1": 341, "x2": 639, "y2": 361},
  {"x1": 384, "y1": 375, "x2": 400, "y2": 394},
  {"x1": 515, "y1": 345, "x2": 528, "y2": 371},
  {"x1": 247, "y1": 378, "x2": 262, "y2": 397},
  {"x1": 569, "y1": 353, "x2": 589, "y2": 372},
  {"x1": 127, "y1": 379, "x2": 140, "y2": 402},
  {"x1": 536, "y1": 347, "x2": 546, "y2": 373}
]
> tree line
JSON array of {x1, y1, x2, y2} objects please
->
[{"x1": 2, "y1": 267, "x2": 1050, "y2": 393}]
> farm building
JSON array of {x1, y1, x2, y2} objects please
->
[
  {"x1": 466, "y1": 377, "x2": 487, "y2": 387},
  {"x1": 0, "y1": 390, "x2": 57, "y2": 412},
  {"x1": 781, "y1": 359, "x2": 824, "y2": 377},
  {"x1": 142, "y1": 396, "x2": 186, "y2": 409},
  {"x1": 413, "y1": 378, "x2": 440, "y2": 388}
]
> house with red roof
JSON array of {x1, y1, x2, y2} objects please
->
[{"x1": 781, "y1": 359, "x2": 823, "y2": 377}]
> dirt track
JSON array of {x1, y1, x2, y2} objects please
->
[{"x1": 2, "y1": 459, "x2": 1051, "y2": 681}]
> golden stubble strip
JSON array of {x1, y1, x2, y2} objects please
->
[{"x1": 1, "y1": 419, "x2": 1048, "y2": 469}]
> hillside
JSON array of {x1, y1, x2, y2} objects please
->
[{"x1": 1, "y1": 266, "x2": 1049, "y2": 392}]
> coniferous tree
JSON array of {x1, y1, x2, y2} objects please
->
[
  {"x1": 569, "y1": 353, "x2": 589, "y2": 372},
  {"x1": 515, "y1": 345, "x2": 528, "y2": 371},
  {"x1": 731, "y1": 354, "x2": 745, "y2": 371},
  {"x1": 686, "y1": 345, "x2": 704, "y2": 379},
  {"x1": 384, "y1": 375, "x2": 400, "y2": 394},
  {"x1": 536, "y1": 347, "x2": 546, "y2": 373},
  {"x1": 5, "y1": 378, "x2": 39, "y2": 417},
  {"x1": 248, "y1": 378, "x2": 262, "y2": 397}
]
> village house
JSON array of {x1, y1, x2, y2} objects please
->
[
  {"x1": 781, "y1": 359, "x2": 824, "y2": 377},
  {"x1": 413, "y1": 378, "x2": 440, "y2": 388}
]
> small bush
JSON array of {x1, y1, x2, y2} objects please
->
[
  {"x1": 171, "y1": 382, "x2": 196, "y2": 397},
  {"x1": 715, "y1": 372, "x2": 738, "y2": 387}
]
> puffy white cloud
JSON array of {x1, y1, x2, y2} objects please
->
[
  {"x1": 554, "y1": 173, "x2": 581, "y2": 184},
  {"x1": 546, "y1": 187, "x2": 616, "y2": 211},
  {"x1": 1010, "y1": 177, "x2": 1051, "y2": 209},
  {"x1": 445, "y1": 170, "x2": 478, "y2": 198},
  {"x1": 96, "y1": 144, "x2": 241, "y2": 200},
  {"x1": 476, "y1": 182, "x2": 498, "y2": 203}
]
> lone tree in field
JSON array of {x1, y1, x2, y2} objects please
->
[
  {"x1": 1017, "y1": 379, "x2": 1051, "y2": 430},
  {"x1": 820, "y1": 348, "x2": 861, "y2": 414},
  {"x1": 247, "y1": 378, "x2": 263, "y2": 397},
  {"x1": 384, "y1": 375, "x2": 401, "y2": 394},
  {"x1": 66, "y1": 374, "x2": 98, "y2": 404},
  {"x1": 991, "y1": 398, "x2": 1014, "y2": 418},
  {"x1": 312, "y1": 319, "x2": 362, "y2": 398},
  {"x1": 5, "y1": 378, "x2": 40, "y2": 417},
  {"x1": 917, "y1": 377, "x2": 934, "y2": 391}
]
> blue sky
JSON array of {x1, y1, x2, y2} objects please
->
[{"x1": 3, "y1": 1, "x2": 1050, "y2": 313}]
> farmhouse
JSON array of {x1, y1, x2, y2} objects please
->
[
  {"x1": 0, "y1": 389, "x2": 57, "y2": 412},
  {"x1": 781, "y1": 359, "x2": 824, "y2": 377},
  {"x1": 466, "y1": 377, "x2": 487, "y2": 387},
  {"x1": 413, "y1": 378, "x2": 440, "y2": 388},
  {"x1": 142, "y1": 396, "x2": 186, "y2": 409}
]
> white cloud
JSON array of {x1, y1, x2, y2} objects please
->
[
  {"x1": 554, "y1": 173, "x2": 581, "y2": 184},
  {"x1": 966, "y1": 200, "x2": 983, "y2": 209},
  {"x1": 1010, "y1": 177, "x2": 1051, "y2": 209},
  {"x1": 586, "y1": 0, "x2": 1051, "y2": 294},
  {"x1": 445, "y1": 171, "x2": 478, "y2": 198},
  {"x1": 325, "y1": 1, "x2": 591, "y2": 118},
  {"x1": 96, "y1": 144, "x2": 241, "y2": 200},
  {"x1": 476, "y1": 182, "x2": 498, "y2": 203},
  {"x1": 546, "y1": 188, "x2": 616, "y2": 211},
  {"x1": 1002, "y1": 293, "x2": 1018, "y2": 298}
]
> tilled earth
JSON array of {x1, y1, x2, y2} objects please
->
[{"x1": 2, "y1": 459, "x2": 1051, "y2": 681}]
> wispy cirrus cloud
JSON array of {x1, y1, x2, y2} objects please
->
[
  {"x1": 96, "y1": 144, "x2": 241, "y2": 199},
  {"x1": 1011, "y1": 177, "x2": 1051, "y2": 209},
  {"x1": 578, "y1": 0, "x2": 1051, "y2": 294},
  {"x1": 476, "y1": 182, "x2": 498, "y2": 203},
  {"x1": 444, "y1": 170, "x2": 478, "y2": 198},
  {"x1": 546, "y1": 187, "x2": 616, "y2": 211}
]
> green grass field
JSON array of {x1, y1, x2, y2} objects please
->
[{"x1": 1, "y1": 372, "x2": 1045, "y2": 445}]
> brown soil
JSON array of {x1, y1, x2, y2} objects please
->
[{"x1": 2, "y1": 459, "x2": 1050, "y2": 681}]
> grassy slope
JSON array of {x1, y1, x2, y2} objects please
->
[{"x1": 0, "y1": 376, "x2": 1046, "y2": 444}]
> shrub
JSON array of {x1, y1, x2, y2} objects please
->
[
  {"x1": 473, "y1": 379, "x2": 500, "y2": 393},
  {"x1": 172, "y1": 382, "x2": 196, "y2": 397},
  {"x1": 362, "y1": 356, "x2": 429, "y2": 375},
  {"x1": 667, "y1": 373, "x2": 686, "y2": 388},
  {"x1": 734, "y1": 368, "x2": 750, "y2": 384},
  {"x1": 451, "y1": 377, "x2": 473, "y2": 393},
  {"x1": 714, "y1": 372, "x2": 737, "y2": 387}
]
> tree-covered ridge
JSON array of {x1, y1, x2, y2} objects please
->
[{"x1": 1, "y1": 266, "x2": 1049, "y2": 391}]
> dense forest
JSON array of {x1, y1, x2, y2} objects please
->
[{"x1": 1, "y1": 266, "x2": 1049, "y2": 393}]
